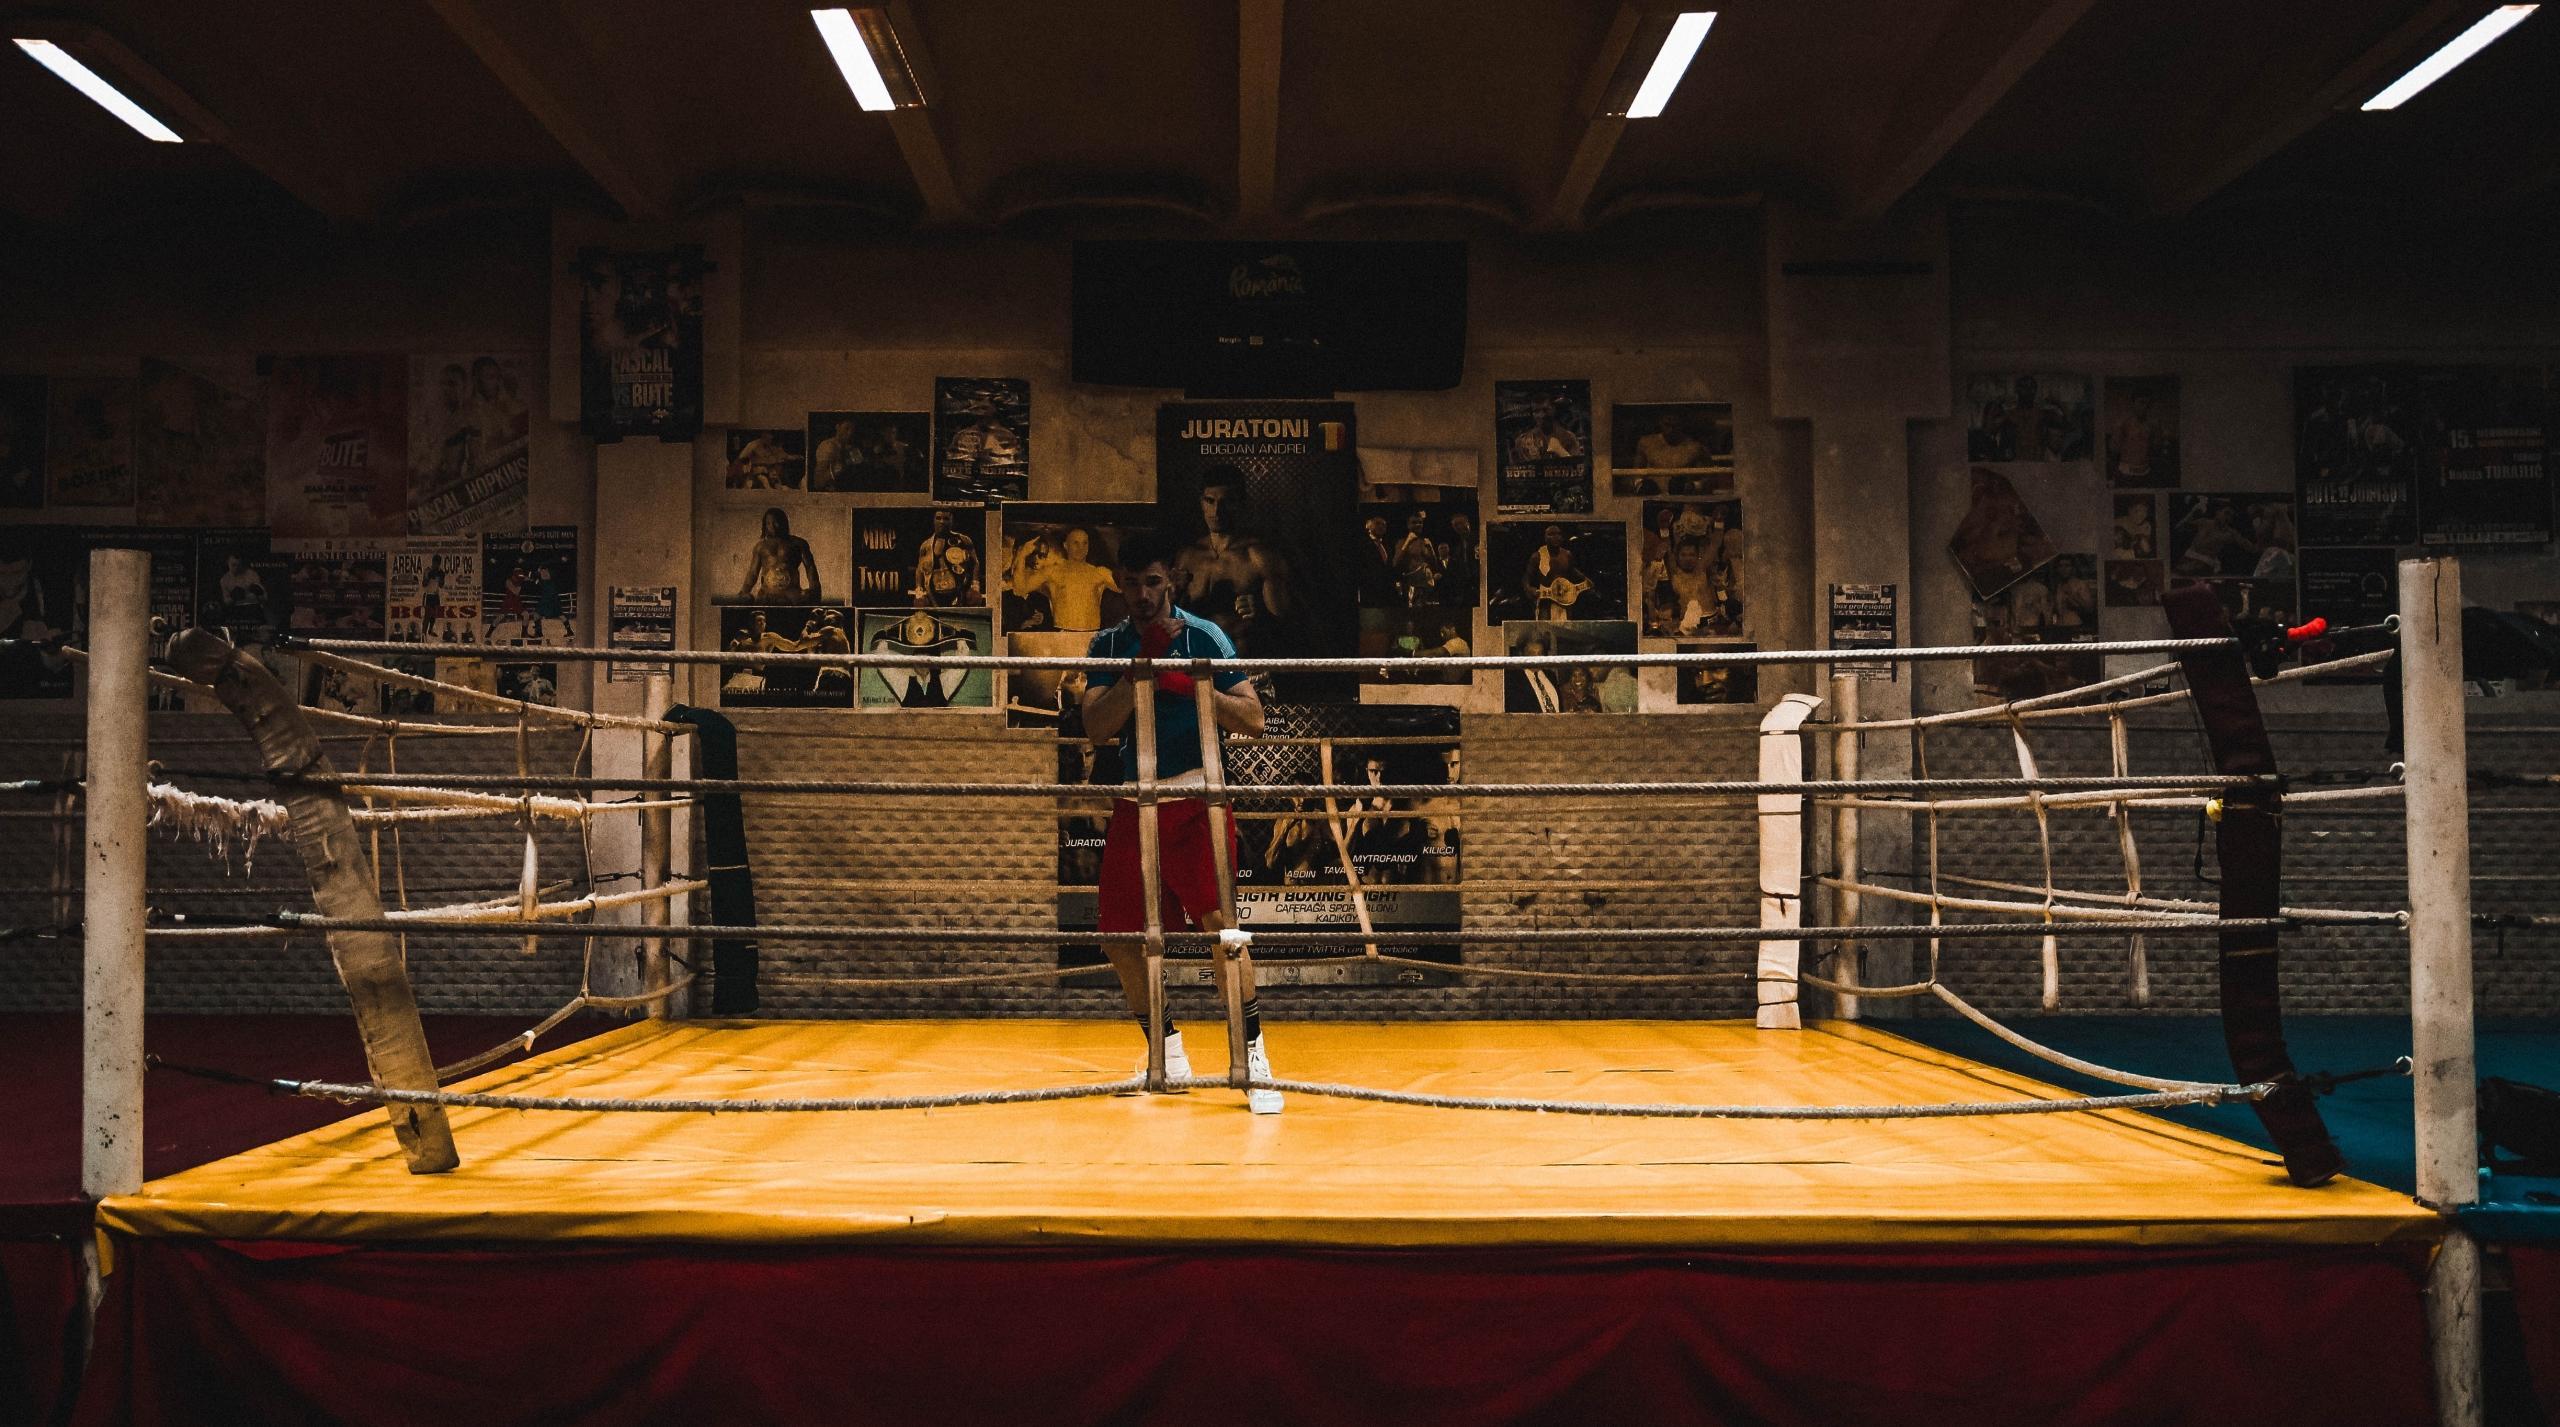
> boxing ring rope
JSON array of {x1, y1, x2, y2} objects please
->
[{"x1": 59, "y1": 551, "x2": 2530, "y2": 1422}]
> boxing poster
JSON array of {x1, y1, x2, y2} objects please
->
[
  {"x1": 856, "y1": 607, "x2": 995, "y2": 711},
  {"x1": 1001, "y1": 504, "x2": 1149, "y2": 635},
  {"x1": 133, "y1": 358, "x2": 265, "y2": 526},
  {"x1": 1058, "y1": 703, "x2": 1463, "y2": 987},
  {"x1": 1637, "y1": 499, "x2": 1743, "y2": 638},
  {"x1": 1609, "y1": 401, "x2": 1734, "y2": 498},
  {"x1": 481, "y1": 525, "x2": 578, "y2": 647},
  {"x1": 716, "y1": 606, "x2": 855, "y2": 709},
  {"x1": 809, "y1": 411, "x2": 929, "y2": 493},
  {"x1": 285, "y1": 540, "x2": 389, "y2": 642},
  {"x1": 408, "y1": 352, "x2": 534, "y2": 534},
  {"x1": 1352, "y1": 495, "x2": 1478, "y2": 611},
  {"x1": 1484, "y1": 519, "x2": 1627, "y2": 625},
  {"x1": 2101, "y1": 375, "x2": 2180, "y2": 489},
  {"x1": 1503, "y1": 620, "x2": 1640, "y2": 713},
  {"x1": 933, "y1": 378, "x2": 1030, "y2": 503},
  {"x1": 388, "y1": 536, "x2": 481, "y2": 644},
  {"x1": 45, "y1": 376, "x2": 133, "y2": 508},
  {"x1": 1155, "y1": 401, "x2": 1361, "y2": 701},
  {"x1": 1828, "y1": 583, "x2": 1898, "y2": 680},
  {"x1": 2293, "y1": 367, "x2": 2420, "y2": 546},
  {"x1": 1675, "y1": 643, "x2": 1759, "y2": 705},
  {"x1": 607, "y1": 585, "x2": 676, "y2": 684},
  {"x1": 260, "y1": 354, "x2": 407, "y2": 543},
  {"x1": 1971, "y1": 554, "x2": 2099, "y2": 703},
  {"x1": 0, "y1": 375, "x2": 42, "y2": 509},
  {"x1": 192, "y1": 528, "x2": 292, "y2": 662},
  {"x1": 576, "y1": 245, "x2": 707, "y2": 444},
  {"x1": 0, "y1": 526, "x2": 77, "y2": 698},
  {"x1": 78, "y1": 528, "x2": 194, "y2": 707},
  {"x1": 2168, "y1": 492, "x2": 2298, "y2": 626},
  {"x1": 1965, "y1": 372, "x2": 2094, "y2": 464},
  {"x1": 723, "y1": 429, "x2": 807, "y2": 493},
  {"x1": 1494, "y1": 379, "x2": 1594, "y2": 513}
]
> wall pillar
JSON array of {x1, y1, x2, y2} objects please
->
[{"x1": 1764, "y1": 202, "x2": 1951, "y2": 1010}]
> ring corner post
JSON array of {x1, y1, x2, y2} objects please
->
[
  {"x1": 1827, "y1": 672, "x2": 1863, "y2": 1021},
  {"x1": 640, "y1": 675, "x2": 677, "y2": 1019},
  {"x1": 1755, "y1": 691, "x2": 1822, "y2": 1030},
  {"x1": 2398, "y1": 554, "x2": 2481, "y2": 1427},
  {"x1": 82, "y1": 548, "x2": 150, "y2": 1205},
  {"x1": 1131, "y1": 669, "x2": 1169, "y2": 1091}
]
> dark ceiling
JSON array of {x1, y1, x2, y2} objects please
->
[{"x1": 2, "y1": 0, "x2": 2554, "y2": 239}]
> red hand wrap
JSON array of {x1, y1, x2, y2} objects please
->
[{"x1": 1155, "y1": 670, "x2": 1198, "y2": 700}]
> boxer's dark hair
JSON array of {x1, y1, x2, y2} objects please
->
[{"x1": 1114, "y1": 528, "x2": 1184, "y2": 575}]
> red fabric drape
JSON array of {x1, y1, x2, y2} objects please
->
[
  {"x1": 2512, "y1": 1244, "x2": 2560, "y2": 1422},
  {"x1": 0, "y1": 1239, "x2": 79, "y2": 1427},
  {"x1": 78, "y1": 1239, "x2": 2431, "y2": 1427}
]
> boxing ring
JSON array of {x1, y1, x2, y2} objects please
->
[{"x1": 29, "y1": 549, "x2": 2544, "y2": 1425}]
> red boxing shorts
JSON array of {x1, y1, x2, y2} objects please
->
[{"x1": 1097, "y1": 797, "x2": 1238, "y2": 934}]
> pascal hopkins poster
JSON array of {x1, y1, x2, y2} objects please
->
[{"x1": 577, "y1": 245, "x2": 707, "y2": 444}]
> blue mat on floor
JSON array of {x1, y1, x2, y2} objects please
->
[{"x1": 1876, "y1": 1015, "x2": 2560, "y2": 1239}]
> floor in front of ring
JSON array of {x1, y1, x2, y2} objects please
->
[{"x1": 98, "y1": 1018, "x2": 2437, "y2": 1249}]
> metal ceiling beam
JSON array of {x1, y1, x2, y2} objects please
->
[
  {"x1": 1237, "y1": 0, "x2": 1283, "y2": 223},
  {"x1": 7, "y1": 18, "x2": 364, "y2": 222},
  {"x1": 2146, "y1": 0, "x2": 2472, "y2": 217},
  {"x1": 422, "y1": 0, "x2": 670, "y2": 222},
  {"x1": 1544, "y1": 4, "x2": 1648, "y2": 230},
  {"x1": 1846, "y1": 0, "x2": 2098, "y2": 222},
  {"x1": 879, "y1": 0, "x2": 968, "y2": 225}
]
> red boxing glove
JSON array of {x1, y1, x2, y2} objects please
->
[{"x1": 1155, "y1": 669, "x2": 1198, "y2": 700}]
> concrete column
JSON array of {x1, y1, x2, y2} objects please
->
[
  {"x1": 82, "y1": 548, "x2": 151, "y2": 1201},
  {"x1": 1764, "y1": 201, "x2": 1950, "y2": 1012}
]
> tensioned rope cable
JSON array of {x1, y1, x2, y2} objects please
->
[{"x1": 256, "y1": 915, "x2": 2292, "y2": 943}]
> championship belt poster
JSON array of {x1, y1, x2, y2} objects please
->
[
  {"x1": 260, "y1": 354, "x2": 407, "y2": 544},
  {"x1": 133, "y1": 358, "x2": 265, "y2": 526},
  {"x1": 44, "y1": 376, "x2": 133, "y2": 508},
  {"x1": 408, "y1": 353, "x2": 535, "y2": 534},
  {"x1": 577, "y1": 245, "x2": 707, "y2": 444},
  {"x1": 1154, "y1": 400, "x2": 1361, "y2": 703},
  {"x1": 1057, "y1": 704, "x2": 1462, "y2": 986}
]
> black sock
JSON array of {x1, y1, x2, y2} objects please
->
[
  {"x1": 1241, "y1": 999, "x2": 1263, "y2": 1043},
  {"x1": 1133, "y1": 1009, "x2": 1177, "y2": 1039}
]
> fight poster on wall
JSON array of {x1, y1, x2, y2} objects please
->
[
  {"x1": 933, "y1": 378, "x2": 1031, "y2": 503},
  {"x1": 1057, "y1": 703, "x2": 1463, "y2": 987},
  {"x1": 261, "y1": 354, "x2": 407, "y2": 543},
  {"x1": 2403, "y1": 366, "x2": 2550, "y2": 547},
  {"x1": 193, "y1": 528, "x2": 292, "y2": 661},
  {"x1": 0, "y1": 525, "x2": 78, "y2": 698},
  {"x1": 133, "y1": 358, "x2": 265, "y2": 526},
  {"x1": 482, "y1": 525, "x2": 578, "y2": 646},
  {"x1": 408, "y1": 353, "x2": 534, "y2": 534},
  {"x1": 2294, "y1": 367, "x2": 2419, "y2": 546},
  {"x1": 1494, "y1": 379, "x2": 1594, "y2": 513},
  {"x1": 1155, "y1": 401, "x2": 1361, "y2": 702},
  {"x1": 607, "y1": 585, "x2": 676, "y2": 684},
  {"x1": 577, "y1": 245, "x2": 707, "y2": 444},
  {"x1": 45, "y1": 376, "x2": 132, "y2": 508},
  {"x1": 388, "y1": 536, "x2": 481, "y2": 644}
]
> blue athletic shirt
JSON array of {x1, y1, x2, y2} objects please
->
[{"x1": 1085, "y1": 611, "x2": 1249, "y2": 784}]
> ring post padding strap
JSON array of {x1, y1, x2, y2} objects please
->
[
  {"x1": 666, "y1": 705, "x2": 758, "y2": 1014},
  {"x1": 2162, "y1": 582, "x2": 2342, "y2": 1188}
]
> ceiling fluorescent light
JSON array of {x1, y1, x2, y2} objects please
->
[
  {"x1": 2362, "y1": 4, "x2": 2537, "y2": 110},
  {"x1": 13, "y1": 38, "x2": 183, "y2": 141},
  {"x1": 811, "y1": 7, "x2": 923, "y2": 111},
  {"x1": 1624, "y1": 12, "x2": 1716, "y2": 119}
]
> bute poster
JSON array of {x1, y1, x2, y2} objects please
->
[
  {"x1": 261, "y1": 354, "x2": 407, "y2": 543},
  {"x1": 577, "y1": 245, "x2": 707, "y2": 443}
]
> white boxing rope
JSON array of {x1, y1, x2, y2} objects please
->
[{"x1": 1753, "y1": 693, "x2": 1822, "y2": 1029}]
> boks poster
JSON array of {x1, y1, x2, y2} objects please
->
[
  {"x1": 261, "y1": 354, "x2": 407, "y2": 542},
  {"x1": 1156, "y1": 400, "x2": 1361, "y2": 701},
  {"x1": 134, "y1": 358, "x2": 265, "y2": 526},
  {"x1": 388, "y1": 536, "x2": 481, "y2": 643},
  {"x1": 1495, "y1": 379, "x2": 1594, "y2": 513},
  {"x1": 577, "y1": 245, "x2": 707, "y2": 444},
  {"x1": 409, "y1": 353, "x2": 534, "y2": 534}
]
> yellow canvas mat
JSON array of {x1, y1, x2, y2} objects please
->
[{"x1": 98, "y1": 1019, "x2": 2439, "y2": 1249}]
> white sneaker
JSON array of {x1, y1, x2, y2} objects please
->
[
  {"x1": 1244, "y1": 1035, "x2": 1283, "y2": 1115},
  {"x1": 1128, "y1": 1029, "x2": 1191, "y2": 1090}
]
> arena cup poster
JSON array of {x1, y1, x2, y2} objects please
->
[
  {"x1": 577, "y1": 245, "x2": 707, "y2": 444},
  {"x1": 1154, "y1": 401, "x2": 1361, "y2": 703},
  {"x1": 260, "y1": 354, "x2": 407, "y2": 543},
  {"x1": 1057, "y1": 703, "x2": 1464, "y2": 987}
]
